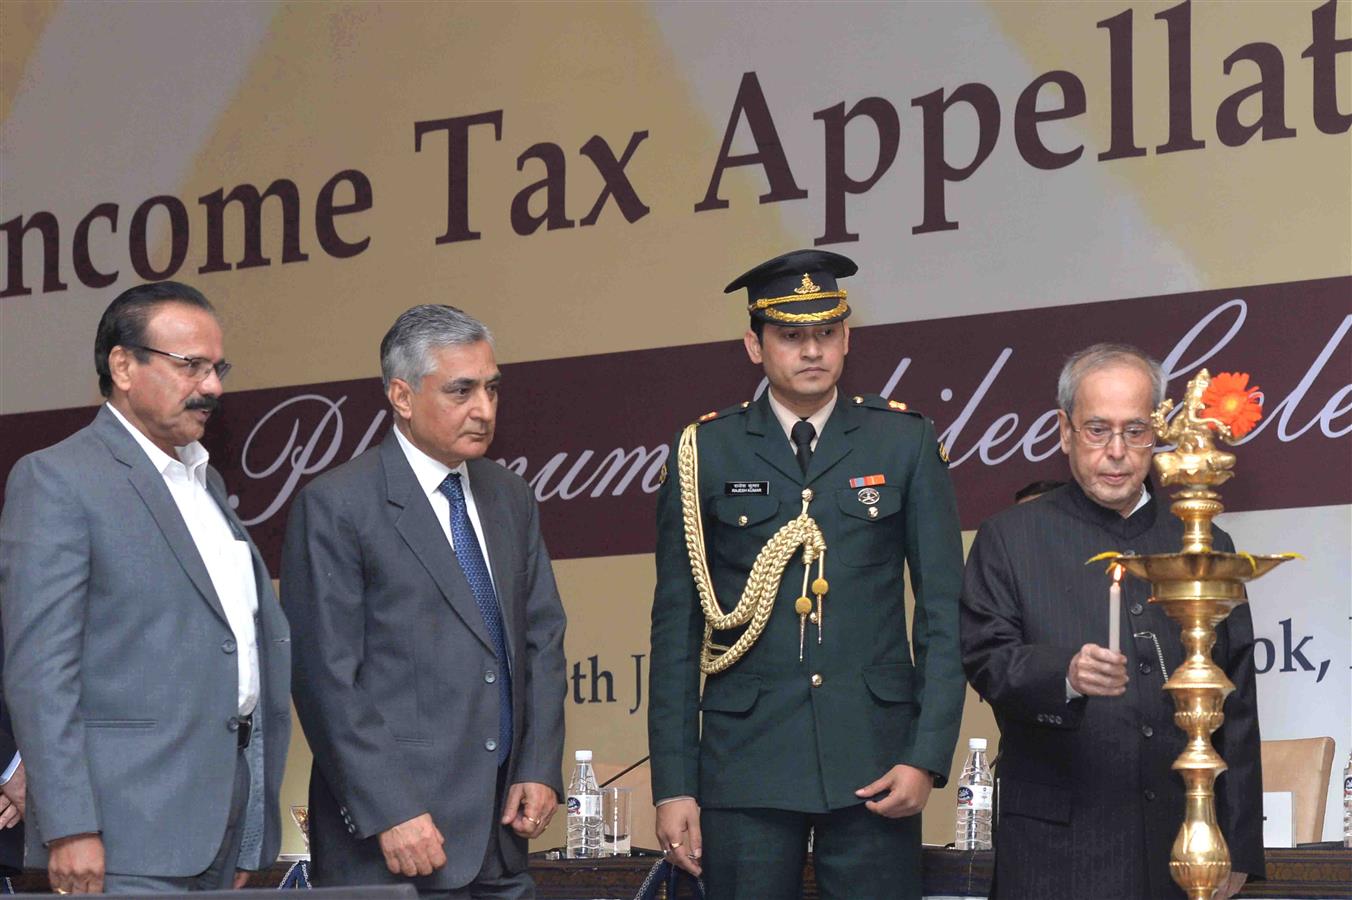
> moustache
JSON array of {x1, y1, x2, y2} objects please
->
[{"x1": 185, "y1": 396, "x2": 220, "y2": 413}]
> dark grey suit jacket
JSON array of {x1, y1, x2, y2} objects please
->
[
  {"x1": 282, "y1": 435, "x2": 567, "y2": 891},
  {"x1": 0, "y1": 406, "x2": 292, "y2": 876}
]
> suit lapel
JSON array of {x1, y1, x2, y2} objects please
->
[
  {"x1": 746, "y1": 394, "x2": 803, "y2": 485},
  {"x1": 381, "y1": 438, "x2": 496, "y2": 654},
  {"x1": 804, "y1": 397, "x2": 857, "y2": 487},
  {"x1": 466, "y1": 460, "x2": 519, "y2": 667},
  {"x1": 93, "y1": 407, "x2": 230, "y2": 628}
]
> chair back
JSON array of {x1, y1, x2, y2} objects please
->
[{"x1": 1260, "y1": 736, "x2": 1335, "y2": 844}]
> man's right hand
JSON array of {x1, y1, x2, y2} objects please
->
[
  {"x1": 48, "y1": 833, "x2": 105, "y2": 895},
  {"x1": 654, "y1": 798, "x2": 703, "y2": 878},
  {"x1": 377, "y1": 813, "x2": 446, "y2": 877},
  {"x1": 1068, "y1": 643, "x2": 1128, "y2": 696}
]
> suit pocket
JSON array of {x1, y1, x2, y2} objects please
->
[
  {"x1": 832, "y1": 486, "x2": 902, "y2": 567},
  {"x1": 84, "y1": 719, "x2": 157, "y2": 729},
  {"x1": 862, "y1": 662, "x2": 916, "y2": 705},
  {"x1": 709, "y1": 495, "x2": 783, "y2": 571},
  {"x1": 700, "y1": 674, "x2": 761, "y2": 714},
  {"x1": 999, "y1": 778, "x2": 1072, "y2": 825}
]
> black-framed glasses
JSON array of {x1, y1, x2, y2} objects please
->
[
  {"x1": 129, "y1": 345, "x2": 232, "y2": 383},
  {"x1": 1069, "y1": 421, "x2": 1156, "y2": 449}
]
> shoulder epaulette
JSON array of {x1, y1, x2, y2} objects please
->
[
  {"x1": 849, "y1": 393, "x2": 924, "y2": 417},
  {"x1": 693, "y1": 400, "x2": 753, "y2": 425}
]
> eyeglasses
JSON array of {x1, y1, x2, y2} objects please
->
[
  {"x1": 1070, "y1": 421, "x2": 1156, "y2": 449},
  {"x1": 129, "y1": 345, "x2": 232, "y2": 383}
]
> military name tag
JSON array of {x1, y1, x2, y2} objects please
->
[{"x1": 725, "y1": 481, "x2": 770, "y2": 495}]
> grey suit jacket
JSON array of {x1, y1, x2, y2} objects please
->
[
  {"x1": 0, "y1": 405, "x2": 292, "y2": 876},
  {"x1": 282, "y1": 435, "x2": 566, "y2": 890}
]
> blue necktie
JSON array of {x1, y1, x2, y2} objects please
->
[{"x1": 438, "y1": 472, "x2": 512, "y2": 764}]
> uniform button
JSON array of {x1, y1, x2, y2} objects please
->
[
  {"x1": 853, "y1": 396, "x2": 864, "y2": 404},
  {"x1": 222, "y1": 638, "x2": 237, "y2": 654},
  {"x1": 1144, "y1": 789, "x2": 1157, "y2": 802},
  {"x1": 867, "y1": 506, "x2": 878, "y2": 518},
  {"x1": 227, "y1": 717, "x2": 240, "y2": 732},
  {"x1": 738, "y1": 515, "x2": 748, "y2": 526},
  {"x1": 1141, "y1": 724, "x2": 1154, "y2": 738},
  {"x1": 802, "y1": 488, "x2": 814, "y2": 502},
  {"x1": 810, "y1": 674, "x2": 823, "y2": 687},
  {"x1": 485, "y1": 739, "x2": 498, "y2": 752},
  {"x1": 1139, "y1": 662, "x2": 1152, "y2": 675},
  {"x1": 1129, "y1": 603, "x2": 1144, "y2": 616},
  {"x1": 485, "y1": 671, "x2": 497, "y2": 684}
]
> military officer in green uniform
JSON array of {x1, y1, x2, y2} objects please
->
[{"x1": 648, "y1": 250, "x2": 967, "y2": 899}]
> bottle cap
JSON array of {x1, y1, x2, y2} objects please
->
[
  {"x1": 575, "y1": 749, "x2": 593, "y2": 761},
  {"x1": 969, "y1": 737, "x2": 988, "y2": 751}
]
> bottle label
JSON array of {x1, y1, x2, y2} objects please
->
[
  {"x1": 567, "y1": 793, "x2": 600, "y2": 817},
  {"x1": 956, "y1": 785, "x2": 993, "y2": 811}
]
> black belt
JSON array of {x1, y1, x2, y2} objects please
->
[{"x1": 236, "y1": 714, "x2": 254, "y2": 750}]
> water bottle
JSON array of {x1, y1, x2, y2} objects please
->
[
  {"x1": 1343, "y1": 749, "x2": 1351, "y2": 848},
  {"x1": 955, "y1": 737, "x2": 994, "y2": 851},
  {"x1": 565, "y1": 749, "x2": 602, "y2": 858}
]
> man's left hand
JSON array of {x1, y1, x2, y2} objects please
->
[
  {"x1": 0, "y1": 761, "x2": 25, "y2": 820},
  {"x1": 501, "y1": 782, "x2": 558, "y2": 839},
  {"x1": 855, "y1": 764, "x2": 933, "y2": 818},
  {"x1": 1217, "y1": 871, "x2": 1248, "y2": 900}
]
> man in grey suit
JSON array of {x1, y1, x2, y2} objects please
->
[
  {"x1": 283, "y1": 305, "x2": 567, "y2": 899},
  {"x1": 0, "y1": 281, "x2": 292, "y2": 894}
]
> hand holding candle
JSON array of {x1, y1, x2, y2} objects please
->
[{"x1": 1108, "y1": 564, "x2": 1123, "y2": 653}]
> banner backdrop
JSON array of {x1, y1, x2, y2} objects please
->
[{"x1": 2, "y1": 0, "x2": 1349, "y2": 851}]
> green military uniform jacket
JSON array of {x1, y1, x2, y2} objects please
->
[{"x1": 648, "y1": 391, "x2": 966, "y2": 812}]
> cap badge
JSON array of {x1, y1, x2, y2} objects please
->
[{"x1": 794, "y1": 274, "x2": 822, "y2": 294}]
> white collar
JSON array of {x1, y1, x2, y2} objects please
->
[
  {"x1": 393, "y1": 425, "x2": 469, "y2": 496},
  {"x1": 1129, "y1": 485, "x2": 1150, "y2": 516},
  {"x1": 766, "y1": 388, "x2": 837, "y2": 444},
  {"x1": 105, "y1": 402, "x2": 209, "y2": 483}
]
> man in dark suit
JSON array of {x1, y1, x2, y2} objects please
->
[
  {"x1": 283, "y1": 304, "x2": 567, "y2": 899},
  {"x1": 648, "y1": 250, "x2": 967, "y2": 899},
  {"x1": 960, "y1": 343, "x2": 1263, "y2": 900},
  {"x1": 0, "y1": 281, "x2": 293, "y2": 894}
]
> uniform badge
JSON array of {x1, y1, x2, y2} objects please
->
[
  {"x1": 887, "y1": 400, "x2": 908, "y2": 411},
  {"x1": 658, "y1": 463, "x2": 668, "y2": 485},
  {"x1": 857, "y1": 487, "x2": 881, "y2": 505},
  {"x1": 848, "y1": 474, "x2": 885, "y2": 488},
  {"x1": 699, "y1": 410, "x2": 719, "y2": 422},
  {"x1": 938, "y1": 442, "x2": 950, "y2": 464}
]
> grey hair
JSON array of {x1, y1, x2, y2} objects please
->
[
  {"x1": 1056, "y1": 343, "x2": 1166, "y2": 417},
  {"x1": 379, "y1": 304, "x2": 494, "y2": 391}
]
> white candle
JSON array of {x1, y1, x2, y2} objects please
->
[{"x1": 1108, "y1": 565, "x2": 1123, "y2": 653}]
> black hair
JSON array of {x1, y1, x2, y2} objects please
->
[{"x1": 94, "y1": 281, "x2": 215, "y2": 397}]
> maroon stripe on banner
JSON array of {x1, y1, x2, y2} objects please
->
[{"x1": 1, "y1": 276, "x2": 1348, "y2": 571}]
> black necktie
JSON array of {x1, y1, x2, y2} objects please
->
[{"x1": 791, "y1": 419, "x2": 815, "y2": 475}]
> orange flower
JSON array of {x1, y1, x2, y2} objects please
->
[{"x1": 1200, "y1": 372, "x2": 1263, "y2": 438}]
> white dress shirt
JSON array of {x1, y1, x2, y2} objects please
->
[
  {"x1": 392, "y1": 426, "x2": 497, "y2": 591},
  {"x1": 106, "y1": 403, "x2": 260, "y2": 715},
  {"x1": 767, "y1": 387, "x2": 838, "y2": 453}
]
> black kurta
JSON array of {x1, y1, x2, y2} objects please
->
[{"x1": 960, "y1": 482, "x2": 1264, "y2": 900}]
